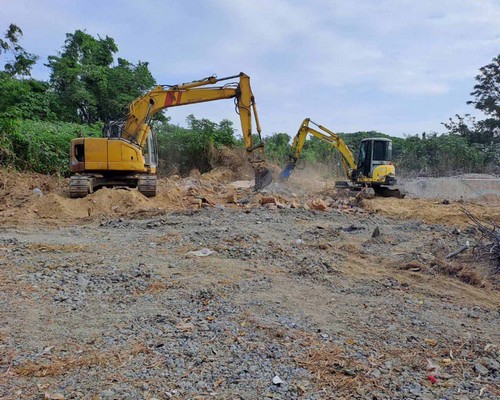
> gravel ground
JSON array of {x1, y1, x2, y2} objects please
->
[{"x1": 0, "y1": 207, "x2": 498, "y2": 399}]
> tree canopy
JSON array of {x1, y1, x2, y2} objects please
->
[
  {"x1": 0, "y1": 24, "x2": 38, "y2": 77},
  {"x1": 47, "y1": 30, "x2": 155, "y2": 124}
]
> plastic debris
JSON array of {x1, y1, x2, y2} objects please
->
[
  {"x1": 272, "y1": 375, "x2": 284, "y2": 385},
  {"x1": 186, "y1": 248, "x2": 215, "y2": 257}
]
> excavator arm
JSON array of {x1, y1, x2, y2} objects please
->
[
  {"x1": 280, "y1": 118, "x2": 356, "y2": 180},
  {"x1": 120, "y1": 73, "x2": 271, "y2": 189}
]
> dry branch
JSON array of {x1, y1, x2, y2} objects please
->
[
  {"x1": 463, "y1": 207, "x2": 500, "y2": 273},
  {"x1": 446, "y1": 241, "x2": 470, "y2": 259}
]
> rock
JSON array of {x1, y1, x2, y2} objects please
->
[
  {"x1": 77, "y1": 274, "x2": 89, "y2": 289},
  {"x1": 175, "y1": 322, "x2": 195, "y2": 332},
  {"x1": 359, "y1": 188, "x2": 375, "y2": 199},
  {"x1": 226, "y1": 193, "x2": 237, "y2": 203},
  {"x1": 310, "y1": 199, "x2": 327, "y2": 211},
  {"x1": 479, "y1": 357, "x2": 499, "y2": 372},
  {"x1": 261, "y1": 196, "x2": 277, "y2": 205},
  {"x1": 44, "y1": 393, "x2": 64, "y2": 400},
  {"x1": 370, "y1": 369, "x2": 382, "y2": 378},
  {"x1": 186, "y1": 248, "x2": 215, "y2": 257},
  {"x1": 473, "y1": 363, "x2": 490, "y2": 376},
  {"x1": 190, "y1": 198, "x2": 203, "y2": 208},
  {"x1": 372, "y1": 226, "x2": 381, "y2": 238}
]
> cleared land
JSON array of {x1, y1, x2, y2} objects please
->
[{"x1": 0, "y1": 167, "x2": 498, "y2": 399}]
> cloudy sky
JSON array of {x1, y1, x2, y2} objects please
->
[{"x1": 1, "y1": 0, "x2": 499, "y2": 137}]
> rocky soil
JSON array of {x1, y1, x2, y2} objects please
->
[{"x1": 0, "y1": 167, "x2": 499, "y2": 399}]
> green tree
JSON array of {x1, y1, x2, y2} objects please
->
[
  {"x1": 157, "y1": 115, "x2": 237, "y2": 175},
  {"x1": 468, "y1": 54, "x2": 500, "y2": 119},
  {"x1": 47, "y1": 30, "x2": 155, "y2": 124},
  {"x1": 262, "y1": 132, "x2": 291, "y2": 164},
  {"x1": 0, "y1": 72, "x2": 57, "y2": 121},
  {"x1": 443, "y1": 55, "x2": 499, "y2": 166},
  {"x1": 0, "y1": 24, "x2": 38, "y2": 76}
]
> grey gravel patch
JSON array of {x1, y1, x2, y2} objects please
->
[{"x1": 0, "y1": 208, "x2": 498, "y2": 399}]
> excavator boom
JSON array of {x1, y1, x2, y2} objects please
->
[{"x1": 279, "y1": 118, "x2": 356, "y2": 180}]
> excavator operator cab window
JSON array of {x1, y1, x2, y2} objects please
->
[
  {"x1": 74, "y1": 144, "x2": 84, "y2": 162},
  {"x1": 357, "y1": 140, "x2": 372, "y2": 177},
  {"x1": 373, "y1": 140, "x2": 392, "y2": 161}
]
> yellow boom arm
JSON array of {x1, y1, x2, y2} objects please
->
[
  {"x1": 284, "y1": 118, "x2": 357, "y2": 180},
  {"x1": 121, "y1": 73, "x2": 265, "y2": 163}
]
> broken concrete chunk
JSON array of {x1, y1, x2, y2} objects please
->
[
  {"x1": 310, "y1": 199, "x2": 327, "y2": 211},
  {"x1": 186, "y1": 248, "x2": 215, "y2": 257},
  {"x1": 260, "y1": 196, "x2": 277, "y2": 205}
]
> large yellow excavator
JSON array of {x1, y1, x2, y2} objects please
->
[
  {"x1": 69, "y1": 72, "x2": 272, "y2": 197},
  {"x1": 279, "y1": 118, "x2": 404, "y2": 197}
]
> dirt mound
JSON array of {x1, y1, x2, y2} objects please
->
[
  {"x1": 1, "y1": 167, "x2": 498, "y2": 230},
  {"x1": 211, "y1": 147, "x2": 253, "y2": 180},
  {"x1": 364, "y1": 197, "x2": 500, "y2": 228},
  {"x1": 0, "y1": 168, "x2": 64, "y2": 207}
]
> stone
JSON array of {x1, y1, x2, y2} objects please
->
[
  {"x1": 474, "y1": 363, "x2": 490, "y2": 376},
  {"x1": 310, "y1": 199, "x2": 327, "y2": 211},
  {"x1": 260, "y1": 196, "x2": 277, "y2": 205}
]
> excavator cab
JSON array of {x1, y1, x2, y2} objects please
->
[{"x1": 356, "y1": 138, "x2": 393, "y2": 180}]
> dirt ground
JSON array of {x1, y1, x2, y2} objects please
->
[{"x1": 0, "y1": 167, "x2": 499, "y2": 399}]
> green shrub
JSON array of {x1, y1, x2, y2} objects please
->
[{"x1": 0, "y1": 119, "x2": 102, "y2": 175}]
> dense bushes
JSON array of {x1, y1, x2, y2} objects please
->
[
  {"x1": 0, "y1": 119, "x2": 101, "y2": 175},
  {"x1": 0, "y1": 117, "x2": 494, "y2": 179},
  {"x1": 156, "y1": 115, "x2": 236, "y2": 175}
]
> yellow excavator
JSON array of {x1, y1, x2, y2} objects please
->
[
  {"x1": 279, "y1": 118, "x2": 404, "y2": 197},
  {"x1": 69, "y1": 72, "x2": 272, "y2": 197}
]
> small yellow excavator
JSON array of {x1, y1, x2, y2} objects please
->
[
  {"x1": 279, "y1": 118, "x2": 404, "y2": 197},
  {"x1": 69, "y1": 73, "x2": 272, "y2": 197}
]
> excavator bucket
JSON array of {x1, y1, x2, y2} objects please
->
[
  {"x1": 278, "y1": 162, "x2": 295, "y2": 181},
  {"x1": 254, "y1": 166, "x2": 273, "y2": 191}
]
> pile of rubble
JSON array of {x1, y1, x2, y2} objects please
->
[{"x1": 183, "y1": 176, "x2": 367, "y2": 215}]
